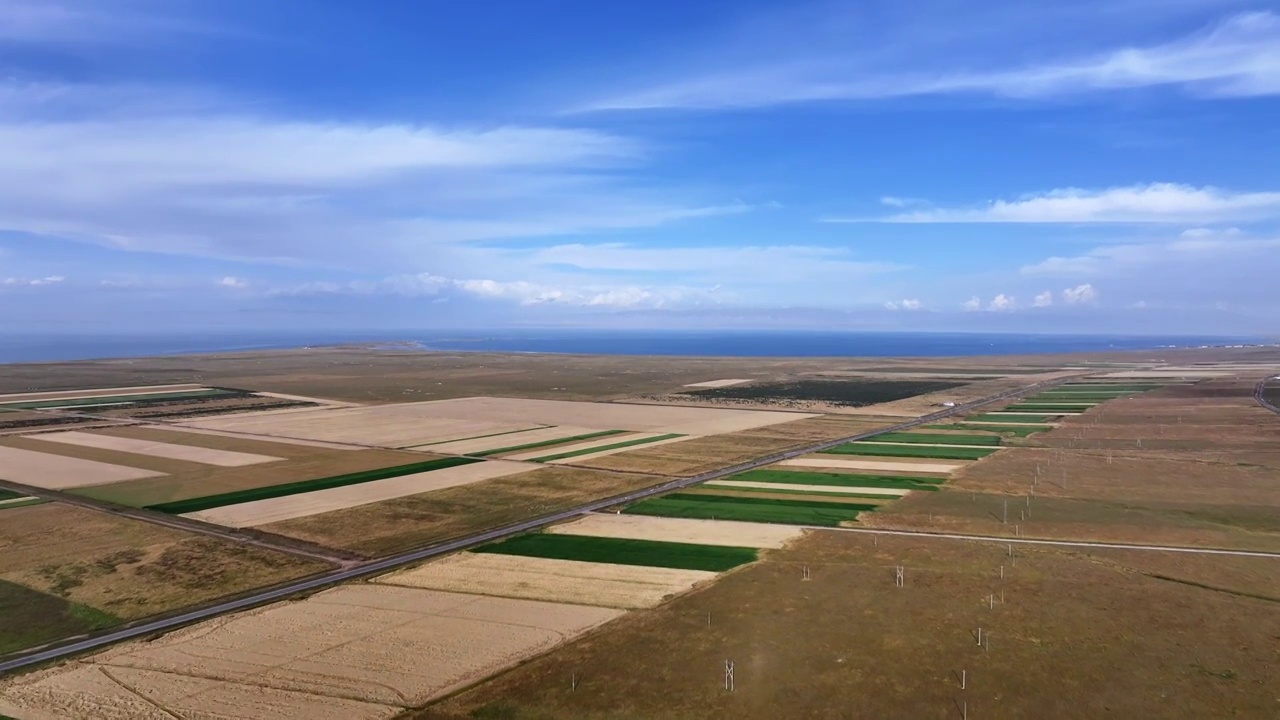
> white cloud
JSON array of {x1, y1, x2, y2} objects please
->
[
  {"x1": 962, "y1": 296, "x2": 982, "y2": 312},
  {"x1": 1022, "y1": 233, "x2": 1280, "y2": 276},
  {"x1": 579, "y1": 12, "x2": 1280, "y2": 111},
  {"x1": 885, "y1": 298, "x2": 924, "y2": 311},
  {"x1": 1033, "y1": 290, "x2": 1053, "y2": 307},
  {"x1": 218, "y1": 276, "x2": 247, "y2": 288},
  {"x1": 1062, "y1": 283, "x2": 1098, "y2": 305},
  {"x1": 987, "y1": 294, "x2": 1017, "y2": 311},
  {"x1": 2, "y1": 275, "x2": 64, "y2": 286},
  {"x1": 858, "y1": 183, "x2": 1280, "y2": 224}
]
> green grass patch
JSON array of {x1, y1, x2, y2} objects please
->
[
  {"x1": 0, "y1": 498, "x2": 47, "y2": 511},
  {"x1": 732, "y1": 469, "x2": 944, "y2": 489},
  {"x1": 0, "y1": 388, "x2": 238, "y2": 410},
  {"x1": 872, "y1": 432, "x2": 1001, "y2": 446},
  {"x1": 826, "y1": 443, "x2": 999, "y2": 460},
  {"x1": 0, "y1": 488, "x2": 23, "y2": 501},
  {"x1": 705, "y1": 485, "x2": 901, "y2": 500},
  {"x1": 626, "y1": 492, "x2": 875, "y2": 527},
  {"x1": 529, "y1": 434, "x2": 684, "y2": 462},
  {"x1": 472, "y1": 430, "x2": 627, "y2": 457},
  {"x1": 925, "y1": 423, "x2": 1051, "y2": 438},
  {"x1": 145, "y1": 456, "x2": 482, "y2": 514},
  {"x1": 474, "y1": 533, "x2": 756, "y2": 572},
  {"x1": 0, "y1": 579, "x2": 120, "y2": 655},
  {"x1": 968, "y1": 413, "x2": 1059, "y2": 423}
]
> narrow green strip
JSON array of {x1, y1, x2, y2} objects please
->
[
  {"x1": 705, "y1": 484, "x2": 917, "y2": 499},
  {"x1": 530, "y1": 433, "x2": 684, "y2": 462},
  {"x1": 0, "y1": 498, "x2": 48, "y2": 510},
  {"x1": 827, "y1": 443, "x2": 999, "y2": 460},
  {"x1": 146, "y1": 456, "x2": 482, "y2": 514},
  {"x1": 475, "y1": 533, "x2": 756, "y2": 572},
  {"x1": 925, "y1": 423, "x2": 1050, "y2": 438},
  {"x1": 968, "y1": 413, "x2": 1059, "y2": 423},
  {"x1": 472, "y1": 430, "x2": 627, "y2": 457},
  {"x1": 732, "y1": 469, "x2": 944, "y2": 489},
  {"x1": 414, "y1": 425, "x2": 552, "y2": 447},
  {"x1": 626, "y1": 493, "x2": 875, "y2": 527},
  {"x1": 872, "y1": 432, "x2": 1001, "y2": 446}
]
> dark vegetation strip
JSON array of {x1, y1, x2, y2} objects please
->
[
  {"x1": 925, "y1": 423, "x2": 1050, "y2": 437},
  {"x1": 0, "y1": 579, "x2": 120, "y2": 656},
  {"x1": 732, "y1": 469, "x2": 944, "y2": 489},
  {"x1": 472, "y1": 430, "x2": 627, "y2": 457},
  {"x1": 415, "y1": 425, "x2": 551, "y2": 447},
  {"x1": 145, "y1": 456, "x2": 482, "y2": 514},
  {"x1": 625, "y1": 493, "x2": 875, "y2": 527},
  {"x1": 1003, "y1": 404, "x2": 1094, "y2": 412},
  {"x1": 0, "y1": 488, "x2": 23, "y2": 501},
  {"x1": 0, "y1": 388, "x2": 239, "y2": 410},
  {"x1": 530, "y1": 434, "x2": 684, "y2": 462},
  {"x1": 873, "y1": 432, "x2": 1001, "y2": 446},
  {"x1": 1058, "y1": 384, "x2": 1161, "y2": 391},
  {"x1": 1145, "y1": 574, "x2": 1280, "y2": 605},
  {"x1": 827, "y1": 443, "x2": 999, "y2": 460},
  {"x1": 680, "y1": 379, "x2": 965, "y2": 407},
  {"x1": 706, "y1": 485, "x2": 899, "y2": 500},
  {"x1": 474, "y1": 533, "x2": 757, "y2": 572},
  {"x1": 968, "y1": 413, "x2": 1059, "y2": 423},
  {"x1": 0, "y1": 498, "x2": 47, "y2": 511}
]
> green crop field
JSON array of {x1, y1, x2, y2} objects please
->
[
  {"x1": 626, "y1": 493, "x2": 875, "y2": 527},
  {"x1": 0, "y1": 498, "x2": 46, "y2": 511},
  {"x1": 731, "y1": 469, "x2": 943, "y2": 490},
  {"x1": 968, "y1": 413, "x2": 1059, "y2": 423},
  {"x1": 1025, "y1": 392, "x2": 1132, "y2": 400},
  {"x1": 1003, "y1": 404, "x2": 1092, "y2": 413},
  {"x1": 925, "y1": 423, "x2": 1051, "y2": 437},
  {"x1": 472, "y1": 430, "x2": 626, "y2": 457},
  {"x1": 474, "y1": 533, "x2": 757, "y2": 572},
  {"x1": 0, "y1": 580, "x2": 119, "y2": 656},
  {"x1": 145, "y1": 457, "x2": 482, "y2": 514},
  {"x1": 1056, "y1": 384, "x2": 1161, "y2": 392},
  {"x1": 0, "y1": 488, "x2": 23, "y2": 501},
  {"x1": 529, "y1": 434, "x2": 684, "y2": 462},
  {"x1": 0, "y1": 388, "x2": 240, "y2": 410},
  {"x1": 827, "y1": 443, "x2": 999, "y2": 460},
  {"x1": 871, "y1": 432, "x2": 1001, "y2": 446}
]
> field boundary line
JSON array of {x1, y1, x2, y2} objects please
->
[{"x1": 1255, "y1": 376, "x2": 1280, "y2": 415}]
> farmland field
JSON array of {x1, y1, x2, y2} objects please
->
[
  {"x1": 0, "y1": 489, "x2": 22, "y2": 501},
  {"x1": 546, "y1": 514, "x2": 805, "y2": 549},
  {"x1": 731, "y1": 469, "x2": 944, "y2": 489},
  {"x1": 1002, "y1": 403, "x2": 1094, "y2": 413},
  {"x1": 925, "y1": 422, "x2": 1050, "y2": 437},
  {"x1": 967, "y1": 413, "x2": 1059, "y2": 423},
  {"x1": 0, "y1": 388, "x2": 239, "y2": 410},
  {"x1": 870, "y1": 431, "x2": 1001, "y2": 446},
  {"x1": 625, "y1": 492, "x2": 875, "y2": 526},
  {"x1": 474, "y1": 533, "x2": 758, "y2": 572},
  {"x1": 826, "y1": 442, "x2": 999, "y2": 460},
  {"x1": 530, "y1": 433, "x2": 684, "y2": 462},
  {"x1": 680, "y1": 378, "x2": 965, "y2": 406},
  {"x1": 145, "y1": 456, "x2": 480, "y2": 514},
  {"x1": 473, "y1": 429, "x2": 625, "y2": 457},
  {"x1": 0, "y1": 579, "x2": 119, "y2": 656}
]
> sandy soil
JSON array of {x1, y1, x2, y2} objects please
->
[
  {"x1": 414, "y1": 425, "x2": 588, "y2": 454},
  {"x1": 0, "y1": 384, "x2": 206, "y2": 404},
  {"x1": 703, "y1": 479, "x2": 911, "y2": 496},
  {"x1": 29, "y1": 430, "x2": 282, "y2": 467},
  {"x1": 181, "y1": 397, "x2": 813, "y2": 448},
  {"x1": 376, "y1": 552, "x2": 717, "y2": 609},
  {"x1": 778, "y1": 457, "x2": 962, "y2": 474},
  {"x1": 185, "y1": 459, "x2": 538, "y2": 528},
  {"x1": 546, "y1": 435, "x2": 698, "y2": 465},
  {"x1": 0, "y1": 584, "x2": 623, "y2": 718},
  {"x1": 158, "y1": 424, "x2": 364, "y2": 450},
  {"x1": 503, "y1": 431, "x2": 659, "y2": 461},
  {"x1": 683, "y1": 379, "x2": 752, "y2": 388},
  {"x1": 547, "y1": 514, "x2": 804, "y2": 549},
  {"x1": 0, "y1": 445, "x2": 164, "y2": 488}
]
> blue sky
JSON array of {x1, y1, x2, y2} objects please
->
[{"x1": 1, "y1": 0, "x2": 1278, "y2": 335}]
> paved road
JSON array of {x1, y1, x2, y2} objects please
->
[
  {"x1": 1255, "y1": 375, "x2": 1280, "y2": 414},
  {"x1": 1, "y1": 376, "x2": 1071, "y2": 675}
]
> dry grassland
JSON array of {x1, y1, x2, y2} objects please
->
[
  {"x1": 779, "y1": 456, "x2": 963, "y2": 474},
  {"x1": 0, "y1": 503, "x2": 329, "y2": 619},
  {"x1": 546, "y1": 514, "x2": 805, "y2": 549},
  {"x1": 0, "y1": 444, "x2": 163, "y2": 489},
  {"x1": 421, "y1": 531, "x2": 1280, "y2": 720},
  {"x1": 29, "y1": 430, "x2": 282, "y2": 466},
  {"x1": 0, "y1": 585, "x2": 623, "y2": 719},
  {"x1": 186, "y1": 459, "x2": 538, "y2": 528},
  {"x1": 376, "y1": 552, "x2": 717, "y2": 609},
  {"x1": 260, "y1": 466, "x2": 666, "y2": 557}
]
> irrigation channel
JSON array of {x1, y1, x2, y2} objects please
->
[{"x1": 11, "y1": 372, "x2": 1267, "y2": 676}]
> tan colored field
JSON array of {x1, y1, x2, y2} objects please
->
[
  {"x1": 29, "y1": 430, "x2": 282, "y2": 466},
  {"x1": 683, "y1": 378, "x2": 752, "y2": 388},
  {"x1": 377, "y1": 552, "x2": 716, "y2": 609},
  {"x1": 547, "y1": 434, "x2": 697, "y2": 465},
  {"x1": 414, "y1": 424, "x2": 584, "y2": 454},
  {"x1": 778, "y1": 456, "x2": 962, "y2": 474},
  {"x1": 1100, "y1": 369, "x2": 1234, "y2": 378},
  {"x1": 0, "y1": 584, "x2": 623, "y2": 719},
  {"x1": 0, "y1": 502, "x2": 329, "y2": 619},
  {"x1": 182, "y1": 396, "x2": 813, "y2": 448},
  {"x1": 504, "y1": 431, "x2": 660, "y2": 460},
  {"x1": 547, "y1": 514, "x2": 804, "y2": 548},
  {"x1": 0, "y1": 383, "x2": 205, "y2": 403},
  {"x1": 160, "y1": 424, "x2": 362, "y2": 450},
  {"x1": 0, "y1": 445, "x2": 163, "y2": 489},
  {"x1": 260, "y1": 466, "x2": 666, "y2": 557},
  {"x1": 185, "y1": 459, "x2": 538, "y2": 527},
  {"x1": 704, "y1": 479, "x2": 911, "y2": 496}
]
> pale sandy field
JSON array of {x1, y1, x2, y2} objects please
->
[
  {"x1": 1099, "y1": 369, "x2": 1234, "y2": 378},
  {"x1": 703, "y1": 479, "x2": 911, "y2": 496},
  {"x1": 546, "y1": 435, "x2": 698, "y2": 465},
  {"x1": 504, "y1": 431, "x2": 660, "y2": 461},
  {"x1": 0, "y1": 445, "x2": 164, "y2": 489},
  {"x1": 410, "y1": 424, "x2": 584, "y2": 454},
  {"x1": 254, "y1": 390, "x2": 359, "y2": 407},
  {"x1": 376, "y1": 552, "x2": 716, "y2": 609},
  {"x1": 158, "y1": 425, "x2": 363, "y2": 450},
  {"x1": 183, "y1": 459, "x2": 538, "y2": 527},
  {"x1": 778, "y1": 457, "x2": 963, "y2": 474},
  {"x1": 682, "y1": 378, "x2": 753, "y2": 388},
  {"x1": 181, "y1": 397, "x2": 812, "y2": 447},
  {"x1": 0, "y1": 496, "x2": 35, "y2": 507},
  {"x1": 0, "y1": 584, "x2": 621, "y2": 719},
  {"x1": 0, "y1": 384, "x2": 206, "y2": 404},
  {"x1": 29, "y1": 430, "x2": 282, "y2": 467},
  {"x1": 547, "y1": 513, "x2": 804, "y2": 548}
]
